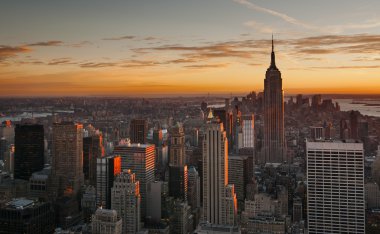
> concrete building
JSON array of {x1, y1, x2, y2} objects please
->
[
  {"x1": 202, "y1": 119, "x2": 237, "y2": 226},
  {"x1": 170, "y1": 199, "x2": 192, "y2": 234},
  {"x1": 187, "y1": 166, "x2": 201, "y2": 209},
  {"x1": 0, "y1": 198, "x2": 55, "y2": 234},
  {"x1": 111, "y1": 170, "x2": 140, "y2": 234},
  {"x1": 228, "y1": 155, "x2": 250, "y2": 205},
  {"x1": 91, "y1": 208, "x2": 122, "y2": 234},
  {"x1": 195, "y1": 222, "x2": 241, "y2": 234},
  {"x1": 307, "y1": 141, "x2": 365, "y2": 234},
  {"x1": 81, "y1": 185, "x2": 97, "y2": 223},
  {"x1": 365, "y1": 181, "x2": 380, "y2": 209},
  {"x1": 130, "y1": 119, "x2": 148, "y2": 144},
  {"x1": 51, "y1": 122, "x2": 84, "y2": 197},
  {"x1": 169, "y1": 124, "x2": 188, "y2": 201},
  {"x1": 241, "y1": 114, "x2": 255, "y2": 149},
  {"x1": 113, "y1": 140, "x2": 155, "y2": 218},
  {"x1": 28, "y1": 165, "x2": 51, "y2": 201},
  {"x1": 245, "y1": 214, "x2": 285, "y2": 234}
]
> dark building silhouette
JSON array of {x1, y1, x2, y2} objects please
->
[
  {"x1": 350, "y1": 111, "x2": 359, "y2": 139},
  {"x1": 14, "y1": 124, "x2": 44, "y2": 181},
  {"x1": 96, "y1": 155, "x2": 121, "y2": 209},
  {"x1": 83, "y1": 134, "x2": 104, "y2": 186},
  {"x1": 0, "y1": 198, "x2": 55, "y2": 234},
  {"x1": 129, "y1": 119, "x2": 148, "y2": 144},
  {"x1": 169, "y1": 125, "x2": 188, "y2": 201},
  {"x1": 262, "y1": 37, "x2": 286, "y2": 163},
  {"x1": 340, "y1": 119, "x2": 351, "y2": 140},
  {"x1": 169, "y1": 165, "x2": 188, "y2": 201}
]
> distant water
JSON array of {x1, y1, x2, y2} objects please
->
[
  {"x1": 211, "y1": 98, "x2": 380, "y2": 118},
  {"x1": 0, "y1": 110, "x2": 74, "y2": 122},
  {"x1": 334, "y1": 99, "x2": 380, "y2": 117}
]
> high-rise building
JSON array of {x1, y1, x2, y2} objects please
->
[
  {"x1": 262, "y1": 37, "x2": 286, "y2": 163},
  {"x1": 113, "y1": 140, "x2": 155, "y2": 218},
  {"x1": 111, "y1": 170, "x2": 140, "y2": 234},
  {"x1": 228, "y1": 155, "x2": 250, "y2": 205},
  {"x1": 14, "y1": 124, "x2": 44, "y2": 180},
  {"x1": 169, "y1": 124, "x2": 186, "y2": 167},
  {"x1": 91, "y1": 208, "x2": 122, "y2": 234},
  {"x1": 306, "y1": 141, "x2": 365, "y2": 233},
  {"x1": 96, "y1": 155, "x2": 121, "y2": 208},
  {"x1": 0, "y1": 198, "x2": 55, "y2": 234},
  {"x1": 129, "y1": 119, "x2": 148, "y2": 144},
  {"x1": 83, "y1": 133, "x2": 105, "y2": 186},
  {"x1": 153, "y1": 128, "x2": 163, "y2": 147},
  {"x1": 310, "y1": 126, "x2": 325, "y2": 140},
  {"x1": 202, "y1": 119, "x2": 237, "y2": 226},
  {"x1": 241, "y1": 114, "x2": 255, "y2": 149},
  {"x1": 170, "y1": 199, "x2": 192, "y2": 234},
  {"x1": 81, "y1": 185, "x2": 97, "y2": 223},
  {"x1": 0, "y1": 120, "x2": 15, "y2": 145},
  {"x1": 187, "y1": 167, "x2": 201, "y2": 209},
  {"x1": 350, "y1": 110, "x2": 359, "y2": 139},
  {"x1": 147, "y1": 181, "x2": 165, "y2": 223},
  {"x1": 51, "y1": 122, "x2": 84, "y2": 197},
  {"x1": 169, "y1": 124, "x2": 188, "y2": 201}
]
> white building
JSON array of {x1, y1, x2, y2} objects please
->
[
  {"x1": 202, "y1": 119, "x2": 237, "y2": 226},
  {"x1": 306, "y1": 141, "x2": 365, "y2": 234},
  {"x1": 242, "y1": 114, "x2": 255, "y2": 149},
  {"x1": 111, "y1": 170, "x2": 140, "y2": 234},
  {"x1": 91, "y1": 208, "x2": 122, "y2": 234}
]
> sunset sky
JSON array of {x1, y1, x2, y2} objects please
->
[{"x1": 1, "y1": 0, "x2": 380, "y2": 96}]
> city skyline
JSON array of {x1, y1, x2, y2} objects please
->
[{"x1": 1, "y1": 0, "x2": 380, "y2": 96}]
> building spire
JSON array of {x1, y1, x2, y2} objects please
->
[{"x1": 269, "y1": 34, "x2": 278, "y2": 70}]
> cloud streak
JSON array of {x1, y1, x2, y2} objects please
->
[
  {"x1": 233, "y1": 0, "x2": 316, "y2": 30},
  {"x1": 27, "y1": 40, "x2": 63, "y2": 46},
  {"x1": 0, "y1": 46, "x2": 31, "y2": 61}
]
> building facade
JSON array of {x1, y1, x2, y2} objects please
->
[
  {"x1": 111, "y1": 170, "x2": 140, "y2": 234},
  {"x1": 306, "y1": 141, "x2": 365, "y2": 233},
  {"x1": 14, "y1": 124, "x2": 44, "y2": 180},
  {"x1": 91, "y1": 208, "x2": 122, "y2": 234},
  {"x1": 113, "y1": 141, "x2": 155, "y2": 218},
  {"x1": 262, "y1": 38, "x2": 286, "y2": 163},
  {"x1": 51, "y1": 122, "x2": 84, "y2": 197},
  {"x1": 202, "y1": 119, "x2": 237, "y2": 226}
]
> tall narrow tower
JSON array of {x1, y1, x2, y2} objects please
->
[
  {"x1": 263, "y1": 37, "x2": 286, "y2": 163},
  {"x1": 52, "y1": 122, "x2": 84, "y2": 197},
  {"x1": 202, "y1": 117, "x2": 237, "y2": 226}
]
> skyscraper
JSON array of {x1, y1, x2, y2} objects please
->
[
  {"x1": 83, "y1": 133, "x2": 105, "y2": 186},
  {"x1": 52, "y1": 122, "x2": 84, "y2": 196},
  {"x1": 306, "y1": 141, "x2": 365, "y2": 233},
  {"x1": 91, "y1": 208, "x2": 122, "y2": 234},
  {"x1": 129, "y1": 119, "x2": 148, "y2": 144},
  {"x1": 111, "y1": 170, "x2": 140, "y2": 234},
  {"x1": 202, "y1": 118, "x2": 237, "y2": 226},
  {"x1": 14, "y1": 124, "x2": 44, "y2": 180},
  {"x1": 169, "y1": 124, "x2": 188, "y2": 201},
  {"x1": 262, "y1": 37, "x2": 286, "y2": 163},
  {"x1": 96, "y1": 155, "x2": 121, "y2": 208},
  {"x1": 113, "y1": 140, "x2": 155, "y2": 218},
  {"x1": 241, "y1": 114, "x2": 255, "y2": 149}
]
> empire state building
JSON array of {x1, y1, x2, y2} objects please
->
[{"x1": 262, "y1": 37, "x2": 286, "y2": 163}]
